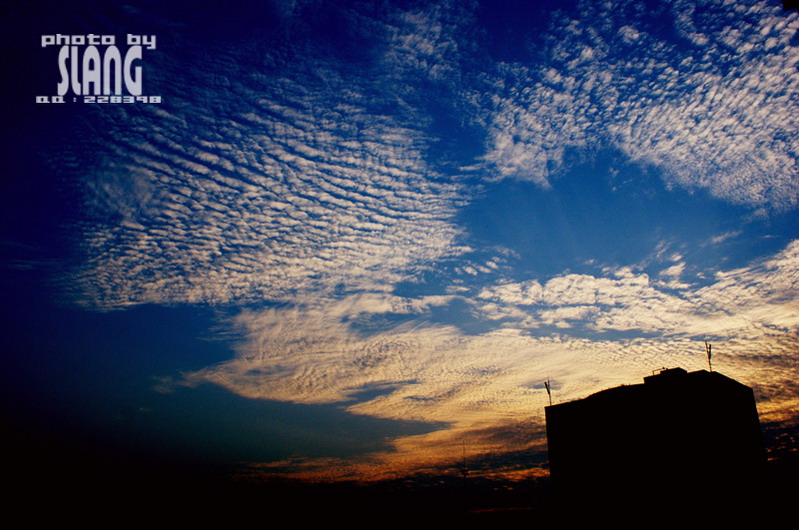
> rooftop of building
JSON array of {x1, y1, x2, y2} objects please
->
[{"x1": 547, "y1": 367, "x2": 752, "y2": 411}]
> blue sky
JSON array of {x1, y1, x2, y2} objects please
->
[{"x1": 2, "y1": 0, "x2": 798, "y2": 483}]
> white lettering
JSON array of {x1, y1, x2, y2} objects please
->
[
  {"x1": 57, "y1": 45, "x2": 69, "y2": 96},
  {"x1": 124, "y1": 46, "x2": 142, "y2": 96},
  {"x1": 83, "y1": 46, "x2": 101, "y2": 95},
  {"x1": 102, "y1": 46, "x2": 122, "y2": 95},
  {"x1": 41, "y1": 34, "x2": 117, "y2": 47},
  {"x1": 45, "y1": 34, "x2": 152, "y2": 97}
]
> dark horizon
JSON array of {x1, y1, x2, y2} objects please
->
[
  {"x1": 6, "y1": 414, "x2": 798, "y2": 523},
  {"x1": 6, "y1": 367, "x2": 798, "y2": 522}
]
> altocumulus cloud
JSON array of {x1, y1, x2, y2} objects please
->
[
  {"x1": 477, "y1": 239, "x2": 799, "y2": 339},
  {"x1": 67, "y1": 44, "x2": 466, "y2": 309},
  {"x1": 479, "y1": 0, "x2": 799, "y2": 212},
  {"x1": 68, "y1": 0, "x2": 799, "y2": 306}
]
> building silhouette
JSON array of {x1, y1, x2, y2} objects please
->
[{"x1": 545, "y1": 368, "x2": 765, "y2": 512}]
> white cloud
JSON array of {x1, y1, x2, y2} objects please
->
[
  {"x1": 68, "y1": 55, "x2": 467, "y2": 310},
  {"x1": 383, "y1": 4, "x2": 464, "y2": 83},
  {"x1": 172, "y1": 240, "x2": 799, "y2": 479},
  {"x1": 478, "y1": 239, "x2": 799, "y2": 338},
  {"x1": 479, "y1": 0, "x2": 799, "y2": 212},
  {"x1": 48, "y1": 0, "x2": 798, "y2": 481}
]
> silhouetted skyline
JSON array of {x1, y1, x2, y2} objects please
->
[{"x1": 546, "y1": 368, "x2": 767, "y2": 513}]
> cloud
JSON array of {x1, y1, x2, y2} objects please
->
[
  {"x1": 174, "y1": 297, "x2": 632, "y2": 478},
  {"x1": 181, "y1": 309, "x2": 796, "y2": 479},
  {"x1": 65, "y1": 0, "x2": 799, "y2": 311},
  {"x1": 170, "y1": 240, "x2": 799, "y2": 479},
  {"x1": 43, "y1": 0, "x2": 798, "y2": 481},
  {"x1": 478, "y1": 0, "x2": 799, "y2": 212},
  {"x1": 66, "y1": 44, "x2": 467, "y2": 309},
  {"x1": 382, "y1": 0, "x2": 470, "y2": 84},
  {"x1": 477, "y1": 239, "x2": 799, "y2": 338}
]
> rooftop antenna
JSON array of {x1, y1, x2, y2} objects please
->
[
  {"x1": 545, "y1": 378, "x2": 552, "y2": 406},
  {"x1": 705, "y1": 341, "x2": 713, "y2": 372}
]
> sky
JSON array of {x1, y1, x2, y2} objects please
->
[{"x1": 2, "y1": 0, "x2": 798, "y2": 486}]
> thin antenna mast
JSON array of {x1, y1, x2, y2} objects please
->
[
  {"x1": 705, "y1": 341, "x2": 713, "y2": 372},
  {"x1": 545, "y1": 378, "x2": 552, "y2": 406}
]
